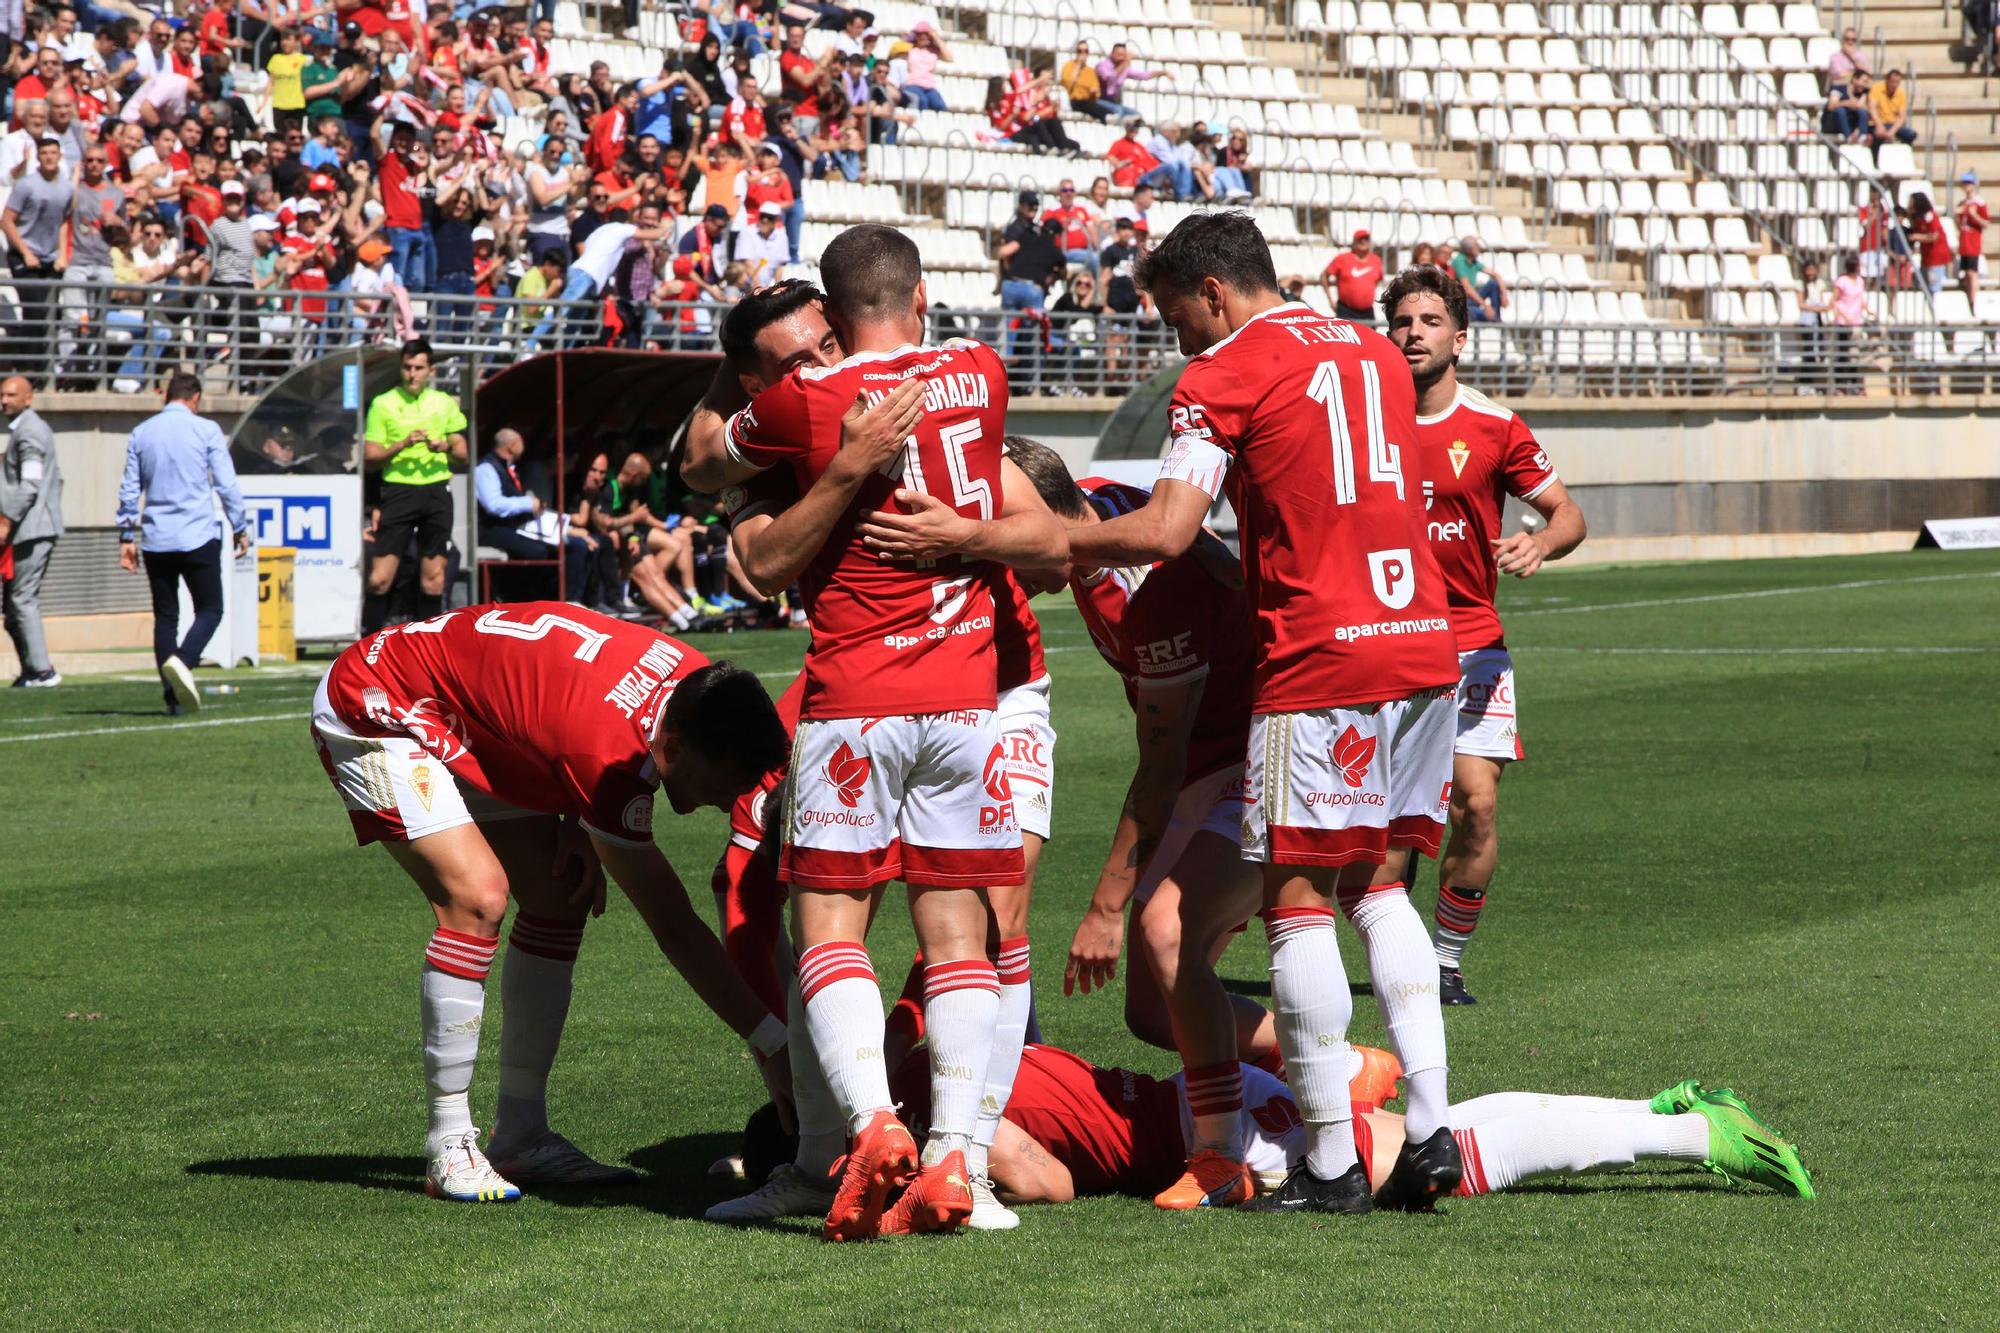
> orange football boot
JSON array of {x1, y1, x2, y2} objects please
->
[
  {"x1": 878, "y1": 1148, "x2": 975, "y2": 1236},
  {"x1": 1153, "y1": 1149, "x2": 1255, "y2": 1210},
  {"x1": 821, "y1": 1110, "x2": 919, "y2": 1242},
  {"x1": 1349, "y1": 1044, "x2": 1404, "y2": 1113}
]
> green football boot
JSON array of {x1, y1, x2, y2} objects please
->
[
  {"x1": 1648, "y1": 1080, "x2": 1755, "y2": 1119},
  {"x1": 1693, "y1": 1095, "x2": 1816, "y2": 1199}
]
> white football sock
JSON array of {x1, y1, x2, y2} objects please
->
[
  {"x1": 786, "y1": 974, "x2": 844, "y2": 1176},
  {"x1": 798, "y1": 941, "x2": 894, "y2": 1137},
  {"x1": 921, "y1": 958, "x2": 1000, "y2": 1165},
  {"x1": 1451, "y1": 1091, "x2": 1655, "y2": 1128},
  {"x1": 1457, "y1": 1110, "x2": 1710, "y2": 1195},
  {"x1": 1345, "y1": 885, "x2": 1451, "y2": 1140},
  {"x1": 968, "y1": 936, "x2": 1032, "y2": 1179},
  {"x1": 421, "y1": 928, "x2": 497, "y2": 1155},
  {"x1": 1265, "y1": 907, "x2": 1356, "y2": 1179},
  {"x1": 493, "y1": 914, "x2": 583, "y2": 1148}
]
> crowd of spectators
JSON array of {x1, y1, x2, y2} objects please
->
[{"x1": 1819, "y1": 28, "x2": 1919, "y2": 160}]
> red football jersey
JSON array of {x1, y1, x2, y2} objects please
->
[
  {"x1": 724, "y1": 341, "x2": 1012, "y2": 719},
  {"x1": 1415, "y1": 384, "x2": 1559, "y2": 653},
  {"x1": 1155, "y1": 302, "x2": 1458, "y2": 711},
  {"x1": 719, "y1": 451, "x2": 1042, "y2": 692},
  {"x1": 324, "y1": 603, "x2": 703, "y2": 845},
  {"x1": 728, "y1": 671, "x2": 805, "y2": 853},
  {"x1": 889, "y1": 1044, "x2": 1185, "y2": 1198},
  {"x1": 1072, "y1": 478, "x2": 1253, "y2": 782}
]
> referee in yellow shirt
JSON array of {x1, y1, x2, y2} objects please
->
[{"x1": 363, "y1": 339, "x2": 468, "y2": 631}]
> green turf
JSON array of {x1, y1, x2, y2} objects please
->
[{"x1": 3, "y1": 550, "x2": 1996, "y2": 1329}]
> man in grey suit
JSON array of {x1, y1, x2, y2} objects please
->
[{"x1": 1, "y1": 375, "x2": 63, "y2": 687}]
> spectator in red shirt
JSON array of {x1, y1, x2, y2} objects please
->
[
  {"x1": 778, "y1": 25, "x2": 825, "y2": 137},
  {"x1": 724, "y1": 79, "x2": 768, "y2": 146},
  {"x1": 376, "y1": 117, "x2": 435, "y2": 292},
  {"x1": 1320, "y1": 228, "x2": 1384, "y2": 323},
  {"x1": 743, "y1": 144, "x2": 794, "y2": 217},
  {"x1": 1105, "y1": 116, "x2": 1176, "y2": 194},
  {"x1": 1903, "y1": 191, "x2": 1953, "y2": 294},
  {"x1": 1042, "y1": 177, "x2": 1105, "y2": 278},
  {"x1": 586, "y1": 81, "x2": 636, "y2": 174},
  {"x1": 1955, "y1": 170, "x2": 1988, "y2": 302},
  {"x1": 198, "y1": 0, "x2": 247, "y2": 62}
]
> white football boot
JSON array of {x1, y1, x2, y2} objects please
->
[
  {"x1": 488, "y1": 1128, "x2": 639, "y2": 1187},
  {"x1": 703, "y1": 1163, "x2": 837, "y2": 1223},
  {"x1": 426, "y1": 1129, "x2": 521, "y2": 1203},
  {"x1": 966, "y1": 1174, "x2": 1020, "y2": 1231}
]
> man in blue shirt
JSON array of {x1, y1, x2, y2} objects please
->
[
  {"x1": 116, "y1": 372, "x2": 251, "y2": 714},
  {"x1": 474, "y1": 427, "x2": 593, "y2": 606}
]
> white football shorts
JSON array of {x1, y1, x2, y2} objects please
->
[
  {"x1": 997, "y1": 673, "x2": 1057, "y2": 841},
  {"x1": 1454, "y1": 647, "x2": 1524, "y2": 762}
]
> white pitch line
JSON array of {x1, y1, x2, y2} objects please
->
[
  {"x1": 1513, "y1": 569, "x2": 2000, "y2": 617},
  {"x1": 1527, "y1": 645, "x2": 1993, "y2": 656},
  {"x1": 0, "y1": 711, "x2": 303, "y2": 745}
]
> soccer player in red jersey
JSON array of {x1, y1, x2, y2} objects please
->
[
  {"x1": 681, "y1": 228, "x2": 1067, "y2": 1239},
  {"x1": 1383, "y1": 266, "x2": 1588, "y2": 1006},
  {"x1": 866, "y1": 1045, "x2": 1813, "y2": 1207},
  {"x1": 1057, "y1": 212, "x2": 1465, "y2": 1214},
  {"x1": 309, "y1": 603, "x2": 790, "y2": 1203}
]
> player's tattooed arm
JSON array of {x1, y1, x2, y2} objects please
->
[
  {"x1": 732, "y1": 381, "x2": 924, "y2": 596},
  {"x1": 987, "y1": 1121, "x2": 1074, "y2": 1205}
]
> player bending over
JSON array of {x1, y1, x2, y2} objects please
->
[
  {"x1": 688, "y1": 281, "x2": 1060, "y2": 1230},
  {"x1": 310, "y1": 604, "x2": 791, "y2": 1202},
  {"x1": 873, "y1": 1045, "x2": 1813, "y2": 1208},
  {"x1": 681, "y1": 228, "x2": 1067, "y2": 1239},
  {"x1": 1045, "y1": 213, "x2": 1466, "y2": 1214},
  {"x1": 1383, "y1": 265, "x2": 1587, "y2": 1004}
]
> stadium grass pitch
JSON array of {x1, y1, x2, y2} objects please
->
[{"x1": 3, "y1": 550, "x2": 1996, "y2": 1330}]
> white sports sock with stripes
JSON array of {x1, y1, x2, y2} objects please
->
[
  {"x1": 421, "y1": 928, "x2": 497, "y2": 1155},
  {"x1": 786, "y1": 975, "x2": 845, "y2": 1176},
  {"x1": 1344, "y1": 885, "x2": 1452, "y2": 1140},
  {"x1": 969, "y1": 937, "x2": 1031, "y2": 1179},
  {"x1": 1456, "y1": 1109, "x2": 1709, "y2": 1195},
  {"x1": 493, "y1": 914, "x2": 584, "y2": 1149},
  {"x1": 921, "y1": 958, "x2": 1000, "y2": 1164},
  {"x1": 798, "y1": 941, "x2": 894, "y2": 1137},
  {"x1": 1265, "y1": 907, "x2": 1357, "y2": 1179}
]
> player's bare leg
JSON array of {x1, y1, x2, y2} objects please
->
[
  {"x1": 362, "y1": 552, "x2": 401, "y2": 634},
  {"x1": 879, "y1": 884, "x2": 996, "y2": 1236},
  {"x1": 1336, "y1": 855, "x2": 1461, "y2": 1209},
  {"x1": 381, "y1": 823, "x2": 521, "y2": 1203},
  {"x1": 1146, "y1": 832, "x2": 1266, "y2": 1209},
  {"x1": 790, "y1": 885, "x2": 917, "y2": 1241},
  {"x1": 476, "y1": 816, "x2": 639, "y2": 1188},
  {"x1": 966, "y1": 834, "x2": 1042, "y2": 1230},
  {"x1": 1433, "y1": 754, "x2": 1506, "y2": 1004},
  {"x1": 1123, "y1": 902, "x2": 1273, "y2": 1059}
]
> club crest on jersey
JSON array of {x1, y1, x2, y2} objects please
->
[
  {"x1": 408, "y1": 763, "x2": 436, "y2": 811},
  {"x1": 1447, "y1": 439, "x2": 1471, "y2": 479},
  {"x1": 1366, "y1": 547, "x2": 1417, "y2": 611},
  {"x1": 822, "y1": 742, "x2": 872, "y2": 808},
  {"x1": 1331, "y1": 725, "x2": 1377, "y2": 789}
]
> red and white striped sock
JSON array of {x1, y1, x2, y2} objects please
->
[
  {"x1": 1184, "y1": 1061, "x2": 1246, "y2": 1158},
  {"x1": 798, "y1": 940, "x2": 893, "y2": 1138},
  {"x1": 1265, "y1": 905, "x2": 1357, "y2": 1179},
  {"x1": 1342, "y1": 883, "x2": 1452, "y2": 1141},
  {"x1": 422, "y1": 927, "x2": 497, "y2": 1153},
  {"x1": 969, "y1": 936, "x2": 1031, "y2": 1178},
  {"x1": 1451, "y1": 1109, "x2": 1708, "y2": 1196},
  {"x1": 494, "y1": 913, "x2": 585, "y2": 1148},
  {"x1": 1432, "y1": 884, "x2": 1488, "y2": 970},
  {"x1": 921, "y1": 957, "x2": 1000, "y2": 1162}
]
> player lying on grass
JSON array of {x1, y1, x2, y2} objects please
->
[
  {"x1": 870, "y1": 1043, "x2": 1814, "y2": 1208},
  {"x1": 310, "y1": 603, "x2": 791, "y2": 1202},
  {"x1": 684, "y1": 276, "x2": 1065, "y2": 1233}
]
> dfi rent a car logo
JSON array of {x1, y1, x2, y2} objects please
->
[{"x1": 248, "y1": 495, "x2": 335, "y2": 550}]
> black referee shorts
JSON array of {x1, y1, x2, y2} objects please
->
[{"x1": 377, "y1": 481, "x2": 454, "y2": 561}]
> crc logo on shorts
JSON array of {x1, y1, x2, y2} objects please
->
[
  {"x1": 1330, "y1": 724, "x2": 1377, "y2": 788},
  {"x1": 623, "y1": 795, "x2": 654, "y2": 835},
  {"x1": 1005, "y1": 732, "x2": 1049, "y2": 771},
  {"x1": 1366, "y1": 548, "x2": 1416, "y2": 611},
  {"x1": 821, "y1": 742, "x2": 872, "y2": 809},
  {"x1": 1462, "y1": 675, "x2": 1512, "y2": 708}
]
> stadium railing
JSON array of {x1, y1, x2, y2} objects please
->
[{"x1": 0, "y1": 278, "x2": 605, "y2": 395}]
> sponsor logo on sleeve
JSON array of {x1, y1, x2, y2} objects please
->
[{"x1": 623, "y1": 794, "x2": 654, "y2": 834}]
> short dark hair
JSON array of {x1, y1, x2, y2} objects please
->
[
  {"x1": 1134, "y1": 210, "x2": 1277, "y2": 301},
  {"x1": 718, "y1": 278, "x2": 826, "y2": 372},
  {"x1": 1379, "y1": 263, "x2": 1467, "y2": 331},
  {"x1": 819, "y1": 224, "x2": 921, "y2": 323},
  {"x1": 401, "y1": 336, "x2": 434, "y2": 362},
  {"x1": 664, "y1": 660, "x2": 788, "y2": 773},
  {"x1": 1002, "y1": 436, "x2": 1085, "y2": 519},
  {"x1": 165, "y1": 370, "x2": 202, "y2": 402}
]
